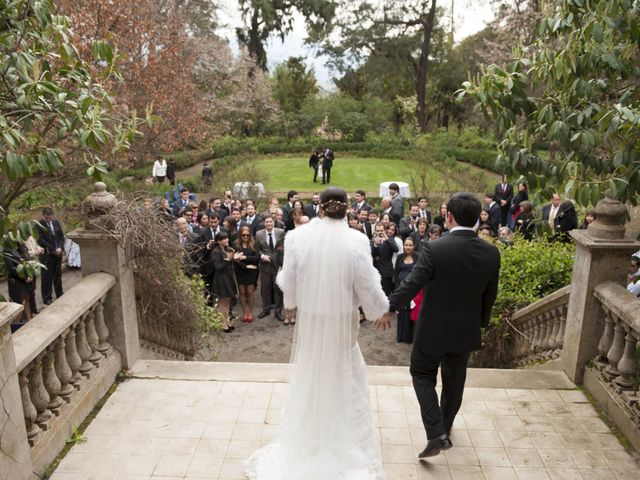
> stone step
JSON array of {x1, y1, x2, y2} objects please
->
[{"x1": 130, "y1": 359, "x2": 576, "y2": 390}]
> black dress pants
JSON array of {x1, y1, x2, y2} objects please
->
[
  {"x1": 410, "y1": 350, "x2": 470, "y2": 440},
  {"x1": 322, "y1": 167, "x2": 331, "y2": 183},
  {"x1": 41, "y1": 253, "x2": 63, "y2": 302}
]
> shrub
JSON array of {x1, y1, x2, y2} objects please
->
[{"x1": 471, "y1": 236, "x2": 575, "y2": 368}]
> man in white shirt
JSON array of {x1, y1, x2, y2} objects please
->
[
  {"x1": 304, "y1": 193, "x2": 321, "y2": 219},
  {"x1": 542, "y1": 193, "x2": 562, "y2": 230},
  {"x1": 628, "y1": 254, "x2": 640, "y2": 297},
  {"x1": 352, "y1": 190, "x2": 372, "y2": 213},
  {"x1": 255, "y1": 217, "x2": 285, "y2": 321}
]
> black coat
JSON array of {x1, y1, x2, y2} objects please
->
[
  {"x1": 389, "y1": 230, "x2": 500, "y2": 357},
  {"x1": 36, "y1": 219, "x2": 64, "y2": 254},
  {"x1": 371, "y1": 237, "x2": 399, "y2": 279}
]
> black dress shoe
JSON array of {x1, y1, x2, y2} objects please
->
[
  {"x1": 43, "y1": 299, "x2": 52, "y2": 305},
  {"x1": 275, "y1": 313, "x2": 284, "y2": 322},
  {"x1": 257, "y1": 310, "x2": 271, "y2": 319},
  {"x1": 418, "y1": 434, "x2": 452, "y2": 458}
]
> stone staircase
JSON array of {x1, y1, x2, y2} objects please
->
[{"x1": 49, "y1": 360, "x2": 640, "y2": 480}]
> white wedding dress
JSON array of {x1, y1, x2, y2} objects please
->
[{"x1": 245, "y1": 216, "x2": 389, "y2": 480}]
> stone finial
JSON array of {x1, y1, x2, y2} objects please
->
[
  {"x1": 587, "y1": 190, "x2": 628, "y2": 240},
  {"x1": 82, "y1": 182, "x2": 116, "y2": 230}
]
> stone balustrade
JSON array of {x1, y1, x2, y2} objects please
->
[
  {"x1": 10, "y1": 272, "x2": 122, "y2": 473},
  {"x1": 584, "y1": 281, "x2": 640, "y2": 451},
  {"x1": 509, "y1": 285, "x2": 571, "y2": 366}
]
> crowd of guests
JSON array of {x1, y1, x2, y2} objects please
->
[{"x1": 164, "y1": 177, "x2": 604, "y2": 343}]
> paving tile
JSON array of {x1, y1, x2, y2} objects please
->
[
  {"x1": 153, "y1": 454, "x2": 193, "y2": 477},
  {"x1": 612, "y1": 470, "x2": 640, "y2": 480},
  {"x1": 218, "y1": 458, "x2": 246, "y2": 479},
  {"x1": 514, "y1": 467, "x2": 551, "y2": 479},
  {"x1": 588, "y1": 433, "x2": 624, "y2": 451},
  {"x1": 507, "y1": 448, "x2": 544, "y2": 468},
  {"x1": 507, "y1": 389, "x2": 538, "y2": 402},
  {"x1": 547, "y1": 468, "x2": 585, "y2": 479},
  {"x1": 380, "y1": 427, "x2": 412, "y2": 445},
  {"x1": 532, "y1": 390, "x2": 564, "y2": 403},
  {"x1": 121, "y1": 455, "x2": 161, "y2": 476},
  {"x1": 529, "y1": 432, "x2": 565, "y2": 450},
  {"x1": 417, "y1": 462, "x2": 452, "y2": 479},
  {"x1": 445, "y1": 446, "x2": 479, "y2": 466},
  {"x1": 500, "y1": 431, "x2": 535, "y2": 449},
  {"x1": 232, "y1": 423, "x2": 264, "y2": 441},
  {"x1": 462, "y1": 400, "x2": 490, "y2": 415},
  {"x1": 202, "y1": 422, "x2": 235, "y2": 440},
  {"x1": 577, "y1": 417, "x2": 610, "y2": 433},
  {"x1": 579, "y1": 470, "x2": 616, "y2": 480},
  {"x1": 539, "y1": 450, "x2": 576, "y2": 469},
  {"x1": 560, "y1": 433, "x2": 593, "y2": 450},
  {"x1": 494, "y1": 416, "x2": 526, "y2": 432},
  {"x1": 482, "y1": 466, "x2": 518, "y2": 479},
  {"x1": 604, "y1": 451, "x2": 640, "y2": 470},
  {"x1": 470, "y1": 429, "x2": 505, "y2": 448},
  {"x1": 515, "y1": 402, "x2": 545, "y2": 416},
  {"x1": 521, "y1": 416, "x2": 555, "y2": 432},
  {"x1": 476, "y1": 447, "x2": 512, "y2": 467},
  {"x1": 542, "y1": 402, "x2": 573, "y2": 416},
  {"x1": 486, "y1": 400, "x2": 518, "y2": 416},
  {"x1": 382, "y1": 445, "x2": 417, "y2": 464},
  {"x1": 193, "y1": 439, "x2": 230, "y2": 458},
  {"x1": 448, "y1": 465, "x2": 484, "y2": 479},
  {"x1": 186, "y1": 456, "x2": 224, "y2": 478},
  {"x1": 450, "y1": 429, "x2": 473, "y2": 447},
  {"x1": 569, "y1": 450, "x2": 608, "y2": 469},
  {"x1": 465, "y1": 414, "x2": 496, "y2": 430},
  {"x1": 225, "y1": 439, "x2": 261, "y2": 459},
  {"x1": 557, "y1": 390, "x2": 588, "y2": 403},
  {"x1": 384, "y1": 463, "x2": 419, "y2": 479}
]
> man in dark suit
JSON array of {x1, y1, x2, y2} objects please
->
[
  {"x1": 484, "y1": 193, "x2": 502, "y2": 234},
  {"x1": 377, "y1": 192, "x2": 500, "y2": 459},
  {"x1": 389, "y1": 183, "x2": 404, "y2": 221},
  {"x1": 195, "y1": 212, "x2": 229, "y2": 303},
  {"x1": 304, "y1": 193, "x2": 321, "y2": 219},
  {"x1": 494, "y1": 175, "x2": 514, "y2": 227},
  {"x1": 36, "y1": 207, "x2": 65, "y2": 304},
  {"x1": 399, "y1": 203, "x2": 420, "y2": 240},
  {"x1": 239, "y1": 203, "x2": 263, "y2": 235},
  {"x1": 541, "y1": 192, "x2": 562, "y2": 233},
  {"x1": 309, "y1": 150, "x2": 320, "y2": 183},
  {"x1": 173, "y1": 188, "x2": 191, "y2": 217},
  {"x1": 321, "y1": 146, "x2": 334, "y2": 184},
  {"x1": 418, "y1": 197, "x2": 432, "y2": 224},
  {"x1": 255, "y1": 217, "x2": 285, "y2": 321},
  {"x1": 282, "y1": 190, "x2": 298, "y2": 221},
  {"x1": 352, "y1": 190, "x2": 372, "y2": 213},
  {"x1": 371, "y1": 222, "x2": 399, "y2": 295}
]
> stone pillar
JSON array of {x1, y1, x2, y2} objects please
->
[
  {"x1": 66, "y1": 183, "x2": 140, "y2": 368},
  {"x1": 562, "y1": 193, "x2": 640, "y2": 383},
  {"x1": 0, "y1": 303, "x2": 33, "y2": 480}
]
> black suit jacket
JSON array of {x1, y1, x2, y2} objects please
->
[
  {"x1": 195, "y1": 227, "x2": 229, "y2": 276},
  {"x1": 389, "y1": 230, "x2": 500, "y2": 357},
  {"x1": 36, "y1": 219, "x2": 65, "y2": 254},
  {"x1": 488, "y1": 203, "x2": 502, "y2": 232},
  {"x1": 304, "y1": 204, "x2": 320, "y2": 219},
  {"x1": 371, "y1": 237, "x2": 399, "y2": 279},
  {"x1": 240, "y1": 215, "x2": 263, "y2": 235},
  {"x1": 494, "y1": 183, "x2": 514, "y2": 206},
  {"x1": 352, "y1": 201, "x2": 372, "y2": 213}
]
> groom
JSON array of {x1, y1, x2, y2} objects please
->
[{"x1": 376, "y1": 192, "x2": 500, "y2": 458}]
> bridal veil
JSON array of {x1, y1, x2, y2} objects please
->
[{"x1": 245, "y1": 216, "x2": 389, "y2": 480}]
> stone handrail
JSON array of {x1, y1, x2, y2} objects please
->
[
  {"x1": 10, "y1": 272, "x2": 122, "y2": 471},
  {"x1": 584, "y1": 281, "x2": 640, "y2": 450},
  {"x1": 509, "y1": 285, "x2": 571, "y2": 366}
]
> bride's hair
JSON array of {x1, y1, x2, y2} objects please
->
[{"x1": 320, "y1": 187, "x2": 349, "y2": 219}]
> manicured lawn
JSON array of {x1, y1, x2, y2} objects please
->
[{"x1": 241, "y1": 155, "x2": 498, "y2": 194}]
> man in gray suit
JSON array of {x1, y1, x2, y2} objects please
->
[
  {"x1": 389, "y1": 182, "x2": 404, "y2": 221},
  {"x1": 255, "y1": 217, "x2": 285, "y2": 321}
]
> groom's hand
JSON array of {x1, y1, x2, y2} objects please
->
[{"x1": 373, "y1": 312, "x2": 394, "y2": 331}]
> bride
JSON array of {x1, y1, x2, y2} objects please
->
[{"x1": 245, "y1": 187, "x2": 389, "y2": 480}]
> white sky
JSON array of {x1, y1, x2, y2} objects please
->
[{"x1": 216, "y1": 1, "x2": 496, "y2": 90}]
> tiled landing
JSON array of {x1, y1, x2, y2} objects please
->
[{"x1": 50, "y1": 361, "x2": 640, "y2": 480}]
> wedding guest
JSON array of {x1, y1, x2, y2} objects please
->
[
  {"x1": 152, "y1": 156, "x2": 167, "y2": 183},
  {"x1": 371, "y1": 222, "x2": 398, "y2": 295},
  {"x1": 508, "y1": 181, "x2": 528, "y2": 229},
  {"x1": 579, "y1": 210, "x2": 596, "y2": 229},
  {"x1": 409, "y1": 218, "x2": 429, "y2": 248},
  {"x1": 309, "y1": 149, "x2": 320, "y2": 183},
  {"x1": 494, "y1": 174, "x2": 514, "y2": 227},
  {"x1": 428, "y1": 224, "x2": 442, "y2": 241},
  {"x1": 223, "y1": 215, "x2": 239, "y2": 246},
  {"x1": 36, "y1": 207, "x2": 64, "y2": 305},
  {"x1": 394, "y1": 237, "x2": 417, "y2": 344},
  {"x1": 476, "y1": 207, "x2": 494, "y2": 235},
  {"x1": 211, "y1": 231, "x2": 244, "y2": 333},
  {"x1": 235, "y1": 226, "x2": 261, "y2": 322},
  {"x1": 193, "y1": 212, "x2": 210, "y2": 235},
  {"x1": 166, "y1": 159, "x2": 176, "y2": 186},
  {"x1": 347, "y1": 212, "x2": 362, "y2": 232},
  {"x1": 418, "y1": 197, "x2": 432, "y2": 223},
  {"x1": 4, "y1": 243, "x2": 37, "y2": 321},
  {"x1": 352, "y1": 190, "x2": 372, "y2": 212},
  {"x1": 386, "y1": 222, "x2": 403, "y2": 267},
  {"x1": 627, "y1": 254, "x2": 640, "y2": 297},
  {"x1": 514, "y1": 201, "x2": 536, "y2": 240},
  {"x1": 497, "y1": 227, "x2": 514, "y2": 246},
  {"x1": 477, "y1": 224, "x2": 495, "y2": 242},
  {"x1": 553, "y1": 200, "x2": 578, "y2": 242},
  {"x1": 433, "y1": 203, "x2": 449, "y2": 233}
]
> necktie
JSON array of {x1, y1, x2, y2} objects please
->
[
  {"x1": 268, "y1": 232, "x2": 274, "y2": 250},
  {"x1": 49, "y1": 222, "x2": 57, "y2": 248}
]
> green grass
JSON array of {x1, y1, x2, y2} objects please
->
[{"x1": 230, "y1": 155, "x2": 499, "y2": 194}]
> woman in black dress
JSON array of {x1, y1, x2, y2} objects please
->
[
  {"x1": 508, "y1": 181, "x2": 528, "y2": 229},
  {"x1": 234, "y1": 226, "x2": 260, "y2": 323},
  {"x1": 4, "y1": 243, "x2": 37, "y2": 321},
  {"x1": 433, "y1": 203, "x2": 449, "y2": 233},
  {"x1": 393, "y1": 236, "x2": 417, "y2": 343},
  {"x1": 211, "y1": 231, "x2": 245, "y2": 332}
]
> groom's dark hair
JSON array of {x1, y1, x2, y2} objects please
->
[{"x1": 447, "y1": 192, "x2": 482, "y2": 228}]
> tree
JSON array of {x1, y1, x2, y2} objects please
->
[
  {"x1": 0, "y1": 0, "x2": 143, "y2": 284},
  {"x1": 236, "y1": 0, "x2": 335, "y2": 71},
  {"x1": 272, "y1": 57, "x2": 318, "y2": 113},
  {"x1": 57, "y1": 0, "x2": 210, "y2": 157},
  {"x1": 461, "y1": 0, "x2": 640, "y2": 206},
  {"x1": 324, "y1": 0, "x2": 441, "y2": 133},
  {"x1": 0, "y1": 0, "x2": 141, "y2": 214}
]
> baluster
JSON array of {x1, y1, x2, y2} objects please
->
[
  {"x1": 597, "y1": 308, "x2": 614, "y2": 366},
  {"x1": 43, "y1": 345, "x2": 63, "y2": 414},
  {"x1": 55, "y1": 330, "x2": 74, "y2": 402},
  {"x1": 554, "y1": 307, "x2": 566, "y2": 348},
  {"x1": 531, "y1": 317, "x2": 541, "y2": 352},
  {"x1": 94, "y1": 297, "x2": 112, "y2": 356},
  {"x1": 550, "y1": 312, "x2": 561, "y2": 349},
  {"x1": 66, "y1": 322, "x2": 83, "y2": 388},
  {"x1": 542, "y1": 312, "x2": 553, "y2": 350},
  {"x1": 76, "y1": 313, "x2": 95, "y2": 378},
  {"x1": 606, "y1": 321, "x2": 626, "y2": 377},
  {"x1": 19, "y1": 366, "x2": 40, "y2": 445},
  {"x1": 615, "y1": 331, "x2": 638, "y2": 389},
  {"x1": 85, "y1": 307, "x2": 102, "y2": 366},
  {"x1": 29, "y1": 354, "x2": 52, "y2": 428}
]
